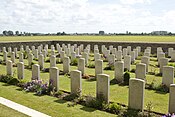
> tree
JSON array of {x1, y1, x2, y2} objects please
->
[
  {"x1": 15, "y1": 31, "x2": 19, "y2": 36},
  {"x1": 2, "y1": 30, "x2": 8, "y2": 36},
  {"x1": 8, "y1": 30, "x2": 14, "y2": 36}
]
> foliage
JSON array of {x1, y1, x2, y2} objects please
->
[
  {"x1": 0, "y1": 75, "x2": 19, "y2": 85},
  {"x1": 63, "y1": 93, "x2": 79, "y2": 101},
  {"x1": 156, "y1": 83, "x2": 169, "y2": 93},
  {"x1": 104, "y1": 62, "x2": 114, "y2": 70},
  {"x1": 63, "y1": 88, "x2": 81, "y2": 101},
  {"x1": 23, "y1": 51, "x2": 28, "y2": 59},
  {"x1": 104, "y1": 103, "x2": 122, "y2": 114},
  {"x1": 42, "y1": 68, "x2": 50, "y2": 73},
  {"x1": 33, "y1": 58, "x2": 38, "y2": 61},
  {"x1": 45, "y1": 58, "x2": 50, "y2": 62},
  {"x1": 87, "y1": 62, "x2": 95, "y2": 68},
  {"x1": 146, "y1": 101, "x2": 154, "y2": 117},
  {"x1": 85, "y1": 95, "x2": 105, "y2": 110},
  {"x1": 146, "y1": 78, "x2": 169, "y2": 93},
  {"x1": 23, "y1": 80, "x2": 54, "y2": 96},
  {"x1": 25, "y1": 62, "x2": 34, "y2": 69},
  {"x1": 123, "y1": 71, "x2": 130, "y2": 85},
  {"x1": 130, "y1": 68, "x2": 135, "y2": 73},
  {"x1": 70, "y1": 58, "x2": 78, "y2": 66}
]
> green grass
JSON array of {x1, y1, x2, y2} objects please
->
[
  {"x1": 0, "y1": 82, "x2": 116, "y2": 117},
  {"x1": 0, "y1": 35, "x2": 175, "y2": 42},
  {"x1": 0, "y1": 103, "x2": 29, "y2": 117},
  {"x1": 0, "y1": 51, "x2": 172, "y2": 116}
]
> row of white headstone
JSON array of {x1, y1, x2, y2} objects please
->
[
  {"x1": 5, "y1": 60, "x2": 175, "y2": 113},
  {"x1": 2, "y1": 43, "x2": 175, "y2": 113}
]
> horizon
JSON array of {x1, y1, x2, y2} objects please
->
[{"x1": 0, "y1": 0, "x2": 175, "y2": 33}]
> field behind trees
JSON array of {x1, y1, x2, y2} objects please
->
[{"x1": 0, "y1": 36, "x2": 175, "y2": 42}]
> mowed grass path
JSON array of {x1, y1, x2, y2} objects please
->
[{"x1": 0, "y1": 36, "x2": 175, "y2": 42}]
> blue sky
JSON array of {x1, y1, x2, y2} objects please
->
[{"x1": 0, "y1": 0, "x2": 175, "y2": 33}]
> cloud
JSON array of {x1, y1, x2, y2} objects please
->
[
  {"x1": 120, "y1": 0, "x2": 151, "y2": 5},
  {"x1": 0, "y1": 0, "x2": 174, "y2": 33}
]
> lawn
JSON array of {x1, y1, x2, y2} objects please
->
[
  {"x1": 0, "y1": 35, "x2": 175, "y2": 42},
  {"x1": 0, "y1": 49, "x2": 172, "y2": 116},
  {"x1": 0, "y1": 103, "x2": 29, "y2": 117},
  {"x1": 0, "y1": 82, "x2": 116, "y2": 117}
]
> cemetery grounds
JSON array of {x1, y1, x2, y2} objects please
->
[{"x1": 0, "y1": 36, "x2": 175, "y2": 117}]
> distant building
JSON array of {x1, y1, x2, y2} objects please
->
[
  {"x1": 126, "y1": 31, "x2": 129, "y2": 34},
  {"x1": 99, "y1": 31, "x2": 105, "y2": 35},
  {"x1": 151, "y1": 31, "x2": 168, "y2": 35}
]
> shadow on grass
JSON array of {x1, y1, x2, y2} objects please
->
[
  {"x1": 16, "y1": 88, "x2": 23, "y2": 91},
  {"x1": 2, "y1": 83, "x2": 11, "y2": 86},
  {"x1": 110, "y1": 79, "x2": 118, "y2": 85},
  {"x1": 145, "y1": 84, "x2": 169, "y2": 95},
  {"x1": 54, "y1": 99, "x2": 67, "y2": 104},
  {"x1": 80, "y1": 106, "x2": 96, "y2": 112},
  {"x1": 85, "y1": 77, "x2": 96, "y2": 82},
  {"x1": 155, "y1": 90, "x2": 168, "y2": 95},
  {"x1": 110, "y1": 79, "x2": 129, "y2": 88}
]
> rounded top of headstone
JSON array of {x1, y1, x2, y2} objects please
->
[
  {"x1": 170, "y1": 84, "x2": 175, "y2": 87},
  {"x1": 129, "y1": 78, "x2": 145, "y2": 83},
  {"x1": 137, "y1": 63, "x2": 146, "y2": 66},
  {"x1": 97, "y1": 74, "x2": 109, "y2": 78}
]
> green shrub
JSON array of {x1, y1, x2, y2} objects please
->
[
  {"x1": 33, "y1": 58, "x2": 38, "y2": 61},
  {"x1": 8, "y1": 78, "x2": 19, "y2": 85},
  {"x1": 0, "y1": 75, "x2": 19, "y2": 85},
  {"x1": 104, "y1": 66, "x2": 114, "y2": 70},
  {"x1": 156, "y1": 84, "x2": 169, "y2": 93},
  {"x1": 123, "y1": 72, "x2": 130, "y2": 85},
  {"x1": 70, "y1": 58, "x2": 78, "y2": 66},
  {"x1": 105, "y1": 103, "x2": 122, "y2": 114},
  {"x1": 85, "y1": 96, "x2": 105, "y2": 110},
  {"x1": 23, "y1": 51, "x2": 28, "y2": 59},
  {"x1": 130, "y1": 69, "x2": 135, "y2": 73},
  {"x1": 42, "y1": 68, "x2": 50, "y2": 73},
  {"x1": 124, "y1": 68, "x2": 128, "y2": 72},
  {"x1": 45, "y1": 58, "x2": 50, "y2": 62},
  {"x1": 87, "y1": 62, "x2": 95, "y2": 68},
  {"x1": 63, "y1": 93, "x2": 79, "y2": 101}
]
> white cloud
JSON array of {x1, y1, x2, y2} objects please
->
[
  {"x1": 0, "y1": 0, "x2": 175, "y2": 33},
  {"x1": 120, "y1": 0, "x2": 151, "y2": 5}
]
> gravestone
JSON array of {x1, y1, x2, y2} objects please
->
[
  {"x1": 95, "y1": 59, "x2": 103, "y2": 77},
  {"x1": 159, "y1": 58, "x2": 168, "y2": 74},
  {"x1": 63, "y1": 57, "x2": 70, "y2": 74},
  {"x1": 78, "y1": 58, "x2": 85, "y2": 75},
  {"x1": 19, "y1": 53, "x2": 23, "y2": 62},
  {"x1": 3, "y1": 51, "x2": 7, "y2": 62},
  {"x1": 129, "y1": 78, "x2": 145, "y2": 111},
  {"x1": 141, "y1": 56, "x2": 150, "y2": 72},
  {"x1": 28, "y1": 53, "x2": 33, "y2": 66},
  {"x1": 168, "y1": 48, "x2": 173, "y2": 57},
  {"x1": 32, "y1": 64, "x2": 40, "y2": 80},
  {"x1": 136, "y1": 63, "x2": 146, "y2": 80},
  {"x1": 11, "y1": 52, "x2": 15, "y2": 63},
  {"x1": 38, "y1": 54, "x2": 44, "y2": 70},
  {"x1": 96, "y1": 74, "x2": 110, "y2": 103},
  {"x1": 114, "y1": 61, "x2": 124, "y2": 82},
  {"x1": 82, "y1": 52, "x2": 88, "y2": 66},
  {"x1": 6, "y1": 60, "x2": 13, "y2": 76},
  {"x1": 50, "y1": 55, "x2": 56, "y2": 68},
  {"x1": 162, "y1": 66, "x2": 174, "y2": 88},
  {"x1": 169, "y1": 84, "x2": 175, "y2": 113},
  {"x1": 17, "y1": 62, "x2": 24, "y2": 79},
  {"x1": 124, "y1": 55, "x2": 131, "y2": 71},
  {"x1": 116, "y1": 50, "x2": 122, "y2": 61},
  {"x1": 70, "y1": 70, "x2": 82, "y2": 95},
  {"x1": 50, "y1": 67, "x2": 59, "y2": 91}
]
